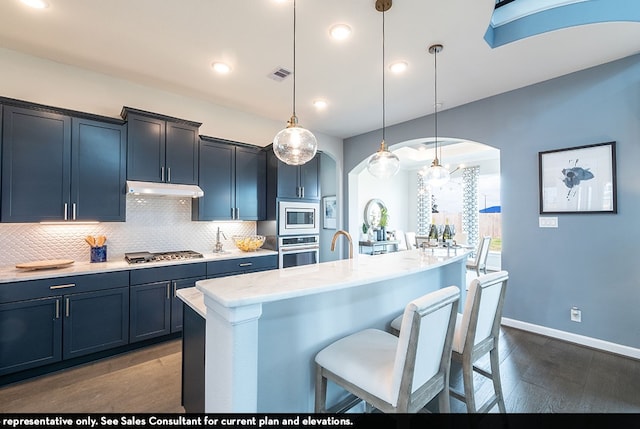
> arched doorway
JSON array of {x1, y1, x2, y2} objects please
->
[{"x1": 348, "y1": 138, "x2": 501, "y2": 269}]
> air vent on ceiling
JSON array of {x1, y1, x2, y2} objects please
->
[{"x1": 268, "y1": 67, "x2": 292, "y2": 82}]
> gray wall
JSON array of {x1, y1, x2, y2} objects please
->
[
  {"x1": 344, "y1": 53, "x2": 640, "y2": 349},
  {"x1": 319, "y1": 152, "x2": 339, "y2": 262}
]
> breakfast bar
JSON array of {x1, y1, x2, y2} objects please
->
[{"x1": 191, "y1": 248, "x2": 470, "y2": 413}]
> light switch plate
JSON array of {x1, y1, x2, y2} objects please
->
[{"x1": 539, "y1": 217, "x2": 558, "y2": 228}]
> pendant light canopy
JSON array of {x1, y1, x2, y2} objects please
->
[
  {"x1": 424, "y1": 43, "x2": 450, "y2": 187},
  {"x1": 273, "y1": 0, "x2": 317, "y2": 166},
  {"x1": 367, "y1": 0, "x2": 400, "y2": 179}
]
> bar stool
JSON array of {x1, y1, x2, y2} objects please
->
[
  {"x1": 314, "y1": 286, "x2": 460, "y2": 413},
  {"x1": 389, "y1": 271, "x2": 509, "y2": 413}
]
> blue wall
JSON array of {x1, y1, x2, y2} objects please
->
[{"x1": 344, "y1": 53, "x2": 640, "y2": 349}]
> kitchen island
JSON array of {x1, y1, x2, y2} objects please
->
[{"x1": 189, "y1": 247, "x2": 470, "y2": 413}]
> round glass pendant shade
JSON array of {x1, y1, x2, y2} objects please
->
[
  {"x1": 273, "y1": 117, "x2": 318, "y2": 166},
  {"x1": 424, "y1": 163, "x2": 450, "y2": 187},
  {"x1": 367, "y1": 143, "x2": 400, "y2": 179}
]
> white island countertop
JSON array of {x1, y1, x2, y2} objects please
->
[{"x1": 196, "y1": 247, "x2": 470, "y2": 309}]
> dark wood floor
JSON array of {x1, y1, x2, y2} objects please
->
[{"x1": 1, "y1": 326, "x2": 639, "y2": 413}]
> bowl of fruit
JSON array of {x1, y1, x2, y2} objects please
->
[{"x1": 231, "y1": 235, "x2": 266, "y2": 252}]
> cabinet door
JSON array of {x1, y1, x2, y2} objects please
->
[
  {"x1": 193, "y1": 140, "x2": 234, "y2": 221},
  {"x1": 236, "y1": 146, "x2": 265, "y2": 220},
  {"x1": 170, "y1": 277, "x2": 204, "y2": 333},
  {"x1": 276, "y1": 161, "x2": 301, "y2": 199},
  {"x1": 72, "y1": 119, "x2": 126, "y2": 221},
  {"x1": 2, "y1": 106, "x2": 71, "y2": 222},
  {"x1": 299, "y1": 155, "x2": 320, "y2": 200},
  {"x1": 63, "y1": 287, "x2": 129, "y2": 360},
  {"x1": 165, "y1": 122, "x2": 199, "y2": 185},
  {"x1": 0, "y1": 297, "x2": 62, "y2": 376},
  {"x1": 129, "y1": 282, "x2": 171, "y2": 343},
  {"x1": 126, "y1": 114, "x2": 165, "y2": 182}
]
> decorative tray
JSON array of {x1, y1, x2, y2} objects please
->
[{"x1": 16, "y1": 259, "x2": 75, "y2": 270}]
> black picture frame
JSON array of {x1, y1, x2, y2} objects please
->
[{"x1": 539, "y1": 141, "x2": 617, "y2": 214}]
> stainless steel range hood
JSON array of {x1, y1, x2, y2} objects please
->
[{"x1": 126, "y1": 180, "x2": 204, "y2": 198}]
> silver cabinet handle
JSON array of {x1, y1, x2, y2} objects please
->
[
  {"x1": 72, "y1": 203, "x2": 77, "y2": 220},
  {"x1": 239, "y1": 262, "x2": 253, "y2": 267},
  {"x1": 55, "y1": 299, "x2": 60, "y2": 319},
  {"x1": 166, "y1": 283, "x2": 171, "y2": 299},
  {"x1": 236, "y1": 208, "x2": 240, "y2": 219},
  {"x1": 301, "y1": 187, "x2": 304, "y2": 198},
  {"x1": 161, "y1": 166, "x2": 165, "y2": 182},
  {"x1": 173, "y1": 281, "x2": 177, "y2": 298},
  {"x1": 63, "y1": 203, "x2": 68, "y2": 220},
  {"x1": 167, "y1": 167, "x2": 171, "y2": 183},
  {"x1": 65, "y1": 297, "x2": 70, "y2": 318},
  {"x1": 50, "y1": 283, "x2": 76, "y2": 290}
]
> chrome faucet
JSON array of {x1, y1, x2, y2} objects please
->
[
  {"x1": 214, "y1": 227, "x2": 227, "y2": 253},
  {"x1": 331, "y1": 229, "x2": 353, "y2": 259}
]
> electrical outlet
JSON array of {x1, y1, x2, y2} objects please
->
[{"x1": 571, "y1": 307, "x2": 581, "y2": 322}]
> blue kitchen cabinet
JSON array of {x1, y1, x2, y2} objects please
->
[
  {"x1": 265, "y1": 147, "x2": 320, "y2": 202},
  {"x1": 63, "y1": 287, "x2": 129, "y2": 360},
  {"x1": 129, "y1": 263, "x2": 206, "y2": 342},
  {"x1": 0, "y1": 271, "x2": 130, "y2": 377},
  {"x1": 122, "y1": 107, "x2": 201, "y2": 185},
  {"x1": 192, "y1": 137, "x2": 265, "y2": 221},
  {"x1": 1, "y1": 103, "x2": 126, "y2": 222},
  {"x1": 206, "y1": 254, "x2": 277, "y2": 278},
  {"x1": 0, "y1": 297, "x2": 62, "y2": 376}
]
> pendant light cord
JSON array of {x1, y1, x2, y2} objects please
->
[
  {"x1": 292, "y1": 0, "x2": 297, "y2": 118},
  {"x1": 434, "y1": 45, "x2": 439, "y2": 162},
  {"x1": 382, "y1": 8, "x2": 386, "y2": 144}
]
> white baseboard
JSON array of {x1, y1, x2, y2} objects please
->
[{"x1": 501, "y1": 318, "x2": 640, "y2": 360}]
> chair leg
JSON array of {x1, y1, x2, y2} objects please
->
[
  {"x1": 462, "y1": 356, "x2": 477, "y2": 412},
  {"x1": 438, "y1": 387, "x2": 451, "y2": 413},
  {"x1": 489, "y1": 347, "x2": 506, "y2": 413},
  {"x1": 315, "y1": 365, "x2": 328, "y2": 413}
]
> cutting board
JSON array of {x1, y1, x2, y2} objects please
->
[{"x1": 16, "y1": 259, "x2": 75, "y2": 270}]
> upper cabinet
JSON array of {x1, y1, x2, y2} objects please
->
[
  {"x1": 1, "y1": 102, "x2": 126, "y2": 222},
  {"x1": 122, "y1": 107, "x2": 201, "y2": 185},
  {"x1": 192, "y1": 137, "x2": 265, "y2": 221},
  {"x1": 265, "y1": 146, "x2": 320, "y2": 203}
]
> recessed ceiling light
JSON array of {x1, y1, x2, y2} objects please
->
[
  {"x1": 329, "y1": 24, "x2": 352, "y2": 40},
  {"x1": 389, "y1": 61, "x2": 408, "y2": 74},
  {"x1": 211, "y1": 62, "x2": 232, "y2": 74},
  {"x1": 313, "y1": 99, "x2": 328, "y2": 110},
  {"x1": 20, "y1": 0, "x2": 49, "y2": 8}
]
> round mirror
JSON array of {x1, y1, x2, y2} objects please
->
[{"x1": 364, "y1": 199, "x2": 386, "y2": 229}]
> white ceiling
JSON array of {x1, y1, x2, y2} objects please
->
[{"x1": 0, "y1": 0, "x2": 639, "y2": 141}]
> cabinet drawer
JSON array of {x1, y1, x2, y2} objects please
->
[
  {"x1": 130, "y1": 263, "x2": 206, "y2": 285},
  {"x1": 207, "y1": 255, "x2": 277, "y2": 278},
  {"x1": 0, "y1": 271, "x2": 129, "y2": 304}
]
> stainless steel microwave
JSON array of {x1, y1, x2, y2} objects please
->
[{"x1": 278, "y1": 201, "x2": 320, "y2": 236}]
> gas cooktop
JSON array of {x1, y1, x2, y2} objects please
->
[{"x1": 124, "y1": 250, "x2": 204, "y2": 264}]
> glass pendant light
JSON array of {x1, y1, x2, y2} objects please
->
[
  {"x1": 367, "y1": 0, "x2": 400, "y2": 179},
  {"x1": 273, "y1": 0, "x2": 317, "y2": 166},
  {"x1": 424, "y1": 44, "x2": 450, "y2": 187}
]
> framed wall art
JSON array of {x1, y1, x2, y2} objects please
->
[
  {"x1": 323, "y1": 196, "x2": 337, "y2": 229},
  {"x1": 538, "y1": 141, "x2": 617, "y2": 214}
]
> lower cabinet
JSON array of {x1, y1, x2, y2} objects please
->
[
  {"x1": 129, "y1": 263, "x2": 206, "y2": 343},
  {"x1": 0, "y1": 297, "x2": 61, "y2": 376},
  {"x1": 0, "y1": 272, "x2": 129, "y2": 377},
  {"x1": 63, "y1": 287, "x2": 129, "y2": 360},
  {"x1": 206, "y1": 254, "x2": 277, "y2": 278}
]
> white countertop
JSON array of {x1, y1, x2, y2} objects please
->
[
  {"x1": 0, "y1": 249, "x2": 277, "y2": 284},
  {"x1": 196, "y1": 248, "x2": 470, "y2": 309}
]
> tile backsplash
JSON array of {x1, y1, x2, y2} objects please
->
[{"x1": 0, "y1": 195, "x2": 256, "y2": 266}]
